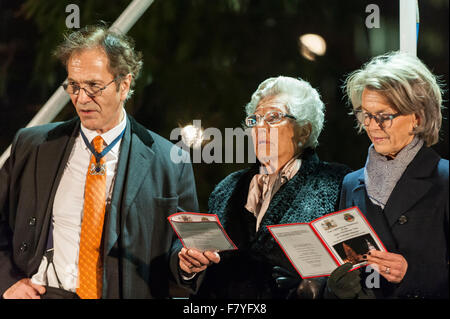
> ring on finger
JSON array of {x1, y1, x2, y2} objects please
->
[{"x1": 384, "y1": 266, "x2": 390, "y2": 274}]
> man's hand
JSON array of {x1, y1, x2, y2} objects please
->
[
  {"x1": 3, "y1": 278, "x2": 46, "y2": 299},
  {"x1": 178, "y1": 248, "x2": 220, "y2": 275}
]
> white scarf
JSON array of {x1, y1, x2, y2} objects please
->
[{"x1": 245, "y1": 155, "x2": 302, "y2": 231}]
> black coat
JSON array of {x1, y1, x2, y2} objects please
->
[
  {"x1": 0, "y1": 116, "x2": 198, "y2": 298},
  {"x1": 194, "y1": 150, "x2": 351, "y2": 299},
  {"x1": 339, "y1": 146, "x2": 449, "y2": 299}
]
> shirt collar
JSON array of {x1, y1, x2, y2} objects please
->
[{"x1": 80, "y1": 108, "x2": 127, "y2": 154}]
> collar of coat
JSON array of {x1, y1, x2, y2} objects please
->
[{"x1": 353, "y1": 145, "x2": 442, "y2": 228}]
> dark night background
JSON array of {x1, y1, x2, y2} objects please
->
[{"x1": 0, "y1": 0, "x2": 448, "y2": 212}]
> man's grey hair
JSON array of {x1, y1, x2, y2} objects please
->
[
  {"x1": 344, "y1": 51, "x2": 445, "y2": 146},
  {"x1": 54, "y1": 24, "x2": 143, "y2": 102},
  {"x1": 245, "y1": 76, "x2": 325, "y2": 149}
]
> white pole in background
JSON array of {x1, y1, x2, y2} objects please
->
[
  {"x1": 0, "y1": 0, "x2": 155, "y2": 168},
  {"x1": 399, "y1": 0, "x2": 419, "y2": 56},
  {"x1": 110, "y1": 0, "x2": 154, "y2": 33}
]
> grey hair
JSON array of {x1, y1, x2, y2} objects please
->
[
  {"x1": 343, "y1": 51, "x2": 445, "y2": 146},
  {"x1": 245, "y1": 76, "x2": 325, "y2": 149},
  {"x1": 54, "y1": 24, "x2": 143, "y2": 102}
]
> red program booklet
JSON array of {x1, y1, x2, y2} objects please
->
[
  {"x1": 168, "y1": 212, "x2": 237, "y2": 252},
  {"x1": 267, "y1": 206, "x2": 386, "y2": 278}
]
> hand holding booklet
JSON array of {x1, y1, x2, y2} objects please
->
[
  {"x1": 267, "y1": 207, "x2": 386, "y2": 278},
  {"x1": 168, "y1": 212, "x2": 237, "y2": 252}
]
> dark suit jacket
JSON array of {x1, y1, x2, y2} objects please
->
[
  {"x1": 0, "y1": 116, "x2": 198, "y2": 298},
  {"x1": 339, "y1": 146, "x2": 449, "y2": 299}
]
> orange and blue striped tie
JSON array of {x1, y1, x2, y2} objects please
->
[{"x1": 77, "y1": 135, "x2": 107, "y2": 299}]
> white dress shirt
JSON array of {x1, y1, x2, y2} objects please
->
[{"x1": 31, "y1": 109, "x2": 127, "y2": 291}]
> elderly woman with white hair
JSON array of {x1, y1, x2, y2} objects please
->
[
  {"x1": 176, "y1": 76, "x2": 351, "y2": 299},
  {"x1": 335, "y1": 51, "x2": 449, "y2": 299}
]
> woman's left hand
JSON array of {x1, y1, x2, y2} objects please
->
[{"x1": 365, "y1": 250, "x2": 408, "y2": 283}]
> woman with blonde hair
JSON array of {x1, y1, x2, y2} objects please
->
[{"x1": 337, "y1": 51, "x2": 448, "y2": 299}]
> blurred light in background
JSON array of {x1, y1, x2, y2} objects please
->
[
  {"x1": 181, "y1": 123, "x2": 204, "y2": 148},
  {"x1": 299, "y1": 33, "x2": 327, "y2": 61}
]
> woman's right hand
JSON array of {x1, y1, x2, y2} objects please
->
[
  {"x1": 365, "y1": 249, "x2": 408, "y2": 284},
  {"x1": 178, "y1": 248, "x2": 220, "y2": 276}
]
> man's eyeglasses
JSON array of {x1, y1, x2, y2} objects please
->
[
  {"x1": 245, "y1": 110, "x2": 296, "y2": 128},
  {"x1": 354, "y1": 109, "x2": 401, "y2": 129},
  {"x1": 62, "y1": 76, "x2": 121, "y2": 98}
]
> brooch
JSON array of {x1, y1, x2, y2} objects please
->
[{"x1": 89, "y1": 162, "x2": 106, "y2": 176}]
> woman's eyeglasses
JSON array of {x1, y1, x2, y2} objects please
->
[
  {"x1": 245, "y1": 110, "x2": 296, "y2": 128},
  {"x1": 354, "y1": 110, "x2": 401, "y2": 129}
]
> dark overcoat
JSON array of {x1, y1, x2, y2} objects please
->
[{"x1": 339, "y1": 146, "x2": 449, "y2": 299}]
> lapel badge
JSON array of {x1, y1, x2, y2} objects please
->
[{"x1": 89, "y1": 162, "x2": 106, "y2": 176}]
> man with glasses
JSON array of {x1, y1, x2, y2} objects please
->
[{"x1": 0, "y1": 25, "x2": 198, "y2": 299}]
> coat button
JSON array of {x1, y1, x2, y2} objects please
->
[
  {"x1": 28, "y1": 217, "x2": 37, "y2": 226},
  {"x1": 398, "y1": 215, "x2": 408, "y2": 225},
  {"x1": 19, "y1": 242, "x2": 28, "y2": 253}
]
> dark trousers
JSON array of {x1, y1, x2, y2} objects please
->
[{"x1": 41, "y1": 286, "x2": 80, "y2": 299}]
